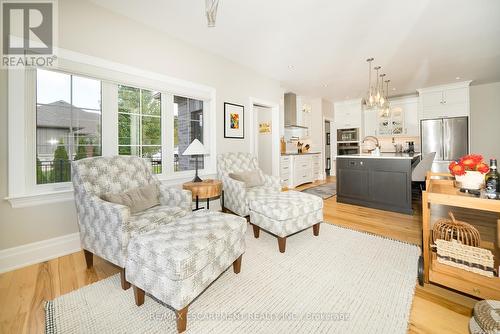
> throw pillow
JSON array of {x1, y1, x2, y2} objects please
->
[
  {"x1": 101, "y1": 184, "x2": 160, "y2": 214},
  {"x1": 229, "y1": 170, "x2": 264, "y2": 188}
]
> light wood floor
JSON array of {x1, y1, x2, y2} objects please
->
[{"x1": 0, "y1": 177, "x2": 479, "y2": 334}]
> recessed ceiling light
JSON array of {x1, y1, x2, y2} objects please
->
[
  {"x1": 288, "y1": 65, "x2": 294, "y2": 69},
  {"x1": 456, "y1": 76, "x2": 461, "y2": 80},
  {"x1": 323, "y1": 84, "x2": 328, "y2": 88},
  {"x1": 392, "y1": 88, "x2": 396, "y2": 91}
]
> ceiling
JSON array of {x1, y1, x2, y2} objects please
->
[{"x1": 90, "y1": 0, "x2": 500, "y2": 102}]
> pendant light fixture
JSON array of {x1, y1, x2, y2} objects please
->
[
  {"x1": 378, "y1": 73, "x2": 386, "y2": 107},
  {"x1": 206, "y1": 0, "x2": 219, "y2": 27},
  {"x1": 382, "y1": 80, "x2": 391, "y2": 117},
  {"x1": 364, "y1": 58, "x2": 392, "y2": 115},
  {"x1": 366, "y1": 58, "x2": 375, "y2": 108}
]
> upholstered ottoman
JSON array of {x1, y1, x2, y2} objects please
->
[
  {"x1": 249, "y1": 190, "x2": 323, "y2": 253},
  {"x1": 125, "y1": 210, "x2": 247, "y2": 333}
]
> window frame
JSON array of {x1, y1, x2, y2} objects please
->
[
  {"x1": 35, "y1": 68, "x2": 104, "y2": 186},
  {"x1": 7, "y1": 49, "x2": 217, "y2": 207}
]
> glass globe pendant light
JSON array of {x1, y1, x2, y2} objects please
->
[{"x1": 366, "y1": 58, "x2": 375, "y2": 108}]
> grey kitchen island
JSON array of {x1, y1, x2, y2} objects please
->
[{"x1": 336, "y1": 153, "x2": 421, "y2": 215}]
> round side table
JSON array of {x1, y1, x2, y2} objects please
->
[{"x1": 182, "y1": 179, "x2": 222, "y2": 211}]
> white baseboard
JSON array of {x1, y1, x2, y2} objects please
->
[{"x1": 0, "y1": 232, "x2": 81, "y2": 274}]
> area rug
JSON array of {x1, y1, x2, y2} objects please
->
[
  {"x1": 301, "y1": 182, "x2": 337, "y2": 199},
  {"x1": 45, "y1": 224, "x2": 420, "y2": 334}
]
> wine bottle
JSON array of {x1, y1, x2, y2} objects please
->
[{"x1": 485, "y1": 158, "x2": 498, "y2": 199}]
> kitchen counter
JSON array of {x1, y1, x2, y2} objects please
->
[
  {"x1": 337, "y1": 153, "x2": 421, "y2": 160},
  {"x1": 336, "y1": 154, "x2": 421, "y2": 215},
  {"x1": 281, "y1": 152, "x2": 321, "y2": 156}
]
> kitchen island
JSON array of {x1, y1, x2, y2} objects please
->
[{"x1": 336, "y1": 153, "x2": 421, "y2": 215}]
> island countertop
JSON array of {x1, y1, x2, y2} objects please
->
[{"x1": 336, "y1": 153, "x2": 421, "y2": 160}]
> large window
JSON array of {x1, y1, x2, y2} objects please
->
[
  {"x1": 118, "y1": 85, "x2": 162, "y2": 173},
  {"x1": 36, "y1": 69, "x2": 102, "y2": 184},
  {"x1": 174, "y1": 96, "x2": 204, "y2": 172},
  {"x1": 14, "y1": 64, "x2": 213, "y2": 202}
]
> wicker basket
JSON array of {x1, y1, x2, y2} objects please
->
[
  {"x1": 432, "y1": 212, "x2": 481, "y2": 247},
  {"x1": 435, "y1": 239, "x2": 495, "y2": 277}
]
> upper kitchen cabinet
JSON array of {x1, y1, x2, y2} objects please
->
[
  {"x1": 363, "y1": 108, "x2": 378, "y2": 137},
  {"x1": 417, "y1": 81, "x2": 471, "y2": 119},
  {"x1": 334, "y1": 98, "x2": 362, "y2": 129},
  {"x1": 363, "y1": 96, "x2": 418, "y2": 137},
  {"x1": 393, "y1": 96, "x2": 419, "y2": 136}
]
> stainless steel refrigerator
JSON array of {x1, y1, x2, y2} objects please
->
[{"x1": 421, "y1": 117, "x2": 469, "y2": 173}]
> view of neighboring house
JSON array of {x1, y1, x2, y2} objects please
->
[{"x1": 36, "y1": 100, "x2": 101, "y2": 162}]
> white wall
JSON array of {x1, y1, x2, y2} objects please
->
[
  {"x1": 0, "y1": 0, "x2": 283, "y2": 251},
  {"x1": 470, "y1": 82, "x2": 500, "y2": 160}
]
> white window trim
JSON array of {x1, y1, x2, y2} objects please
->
[{"x1": 6, "y1": 48, "x2": 217, "y2": 208}]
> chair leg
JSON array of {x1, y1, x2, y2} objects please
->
[
  {"x1": 278, "y1": 237, "x2": 286, "y2": 253},
  {"x1": 120, "y1": 268, "x2": 131, "y2": 290},
  {"x1": 176, "y1": 306, "x2": 189, "y2": 333},
  {"x1": 133, "y1": 285, "x2": 145, "y2": 306},
  {"x1": 83, "y1": 249, "x2": 93, "y2": 269},
  {"x1": 252, "y1": 224, "x2": 260, "y2": 238},
  {"x1": 232, "y1": 255, "x2": 242, "y2": 274},
  {"x1": 313, "y1": 223, "x2": 320, "y2": 236}
]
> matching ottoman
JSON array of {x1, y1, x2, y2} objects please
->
[
  {"x1": 125, "y1": 210, "x2": 247, "y2": 333},
  {"x1": 248, "y1": 190, "x2": 323, "y2": 253}
]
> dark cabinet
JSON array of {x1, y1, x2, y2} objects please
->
[{"x1": 336, "y1": 157, "x2": 413, "y2": 215}]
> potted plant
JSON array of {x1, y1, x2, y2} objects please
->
[{"x1": 449, "y1": 154, "x2": 490, "y2": 190}]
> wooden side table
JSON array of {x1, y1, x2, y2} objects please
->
[{"x1": 182, "y1": 179, "x2": 222, "y2": 211}]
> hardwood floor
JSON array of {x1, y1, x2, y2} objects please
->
[{"x1": 0, "y1": 177, "x2": 479, "y2": 333}]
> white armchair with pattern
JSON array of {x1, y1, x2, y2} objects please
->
[
  {"x1": 71, "y1": 156, "x2": 192, "y2": 289},
  {"x1": 217, "y1": 152, "x2": 281, "y2": 217}
]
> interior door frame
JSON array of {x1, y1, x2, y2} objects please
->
[
  {"x1": 249, "y1": 97, "x2": 280, "y2": 177},
  {"x1": 322, "y1": 116, "x2": 335, "y2": 179}
]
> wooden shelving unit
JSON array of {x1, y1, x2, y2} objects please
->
[{"x1": 421, "y1": 172, "x2": 500, "y2": 300}]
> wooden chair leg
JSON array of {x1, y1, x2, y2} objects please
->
[
  {"x1": 176, "y1": 306, "x2": 189, "y2": 333},
  {"x1": 252, "y1": 224, "x2": 260, "y2": 238},
  {"x1": 133, "y1": 285, "x2": 145, "y2": 306},
  {"x1": 83, "y1": 249, "x2": 93, "y2": 269},
  {"x1": 232, "y1": 255, "x2": 242, "y2": 274},
  {"x1": 120, "y1": 268, "x2": 131, "y2": 290},
  {"x1": 278, "y1": 237, "x2": 286, "y2": 253},
  {"x1": 313, "y1": 223, "x2": 320, "y2": 236}
]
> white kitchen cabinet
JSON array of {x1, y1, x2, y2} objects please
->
[
  {"x1": 280, "y1": 153, "x2": 321, "y2": 188},
  {"x1": 363, "y1": 96, "x2": 419, "y2": 137},
  {"x1": 418, "y1": 81, "x2": 471, "y2": 119},
  {"x1": 390, "y1": 96, "x2": 418, "y2": 136},
  {"x1": 363, "y1": 108, "x2": 378, "y2": 136},
  {"x1": 402, "y1": 98, "x2": 419, "y2": 136},
  {"x1": 280, "y1": 155, "x2": 291, "y2": 185},
  {"x1": 334, "y1": 98, "x2": 362, "y2": 129}
]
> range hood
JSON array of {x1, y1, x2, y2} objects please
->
[{"x1": 284, "y1": 92, "x2": 308, "y2": 129}]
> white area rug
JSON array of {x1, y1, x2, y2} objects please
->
[{"x1": 46, "y1": 224, "x2": 420, "y2": 334}]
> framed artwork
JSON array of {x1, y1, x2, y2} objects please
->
[{"x1": 224, "y1": 102, "x2": 244, "y2": 138}]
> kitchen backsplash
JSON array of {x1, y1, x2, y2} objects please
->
[{"x1": 377, "y1": 136, "x2": 421, "y2": 153}]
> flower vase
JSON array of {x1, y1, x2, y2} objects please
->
[{"x1": 455, "y1": 171, "x2": 485, "y2": 190}]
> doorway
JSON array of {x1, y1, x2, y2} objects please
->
[{"x1": 254, "y1": 104, "x2": 273, "y2": 175}]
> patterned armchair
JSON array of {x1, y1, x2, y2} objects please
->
[
  {"x1": 217, "y1": 152, "x2": 281, "y2": 217},
  {"x1": 71, "y1": 156, "x2": 192, "y2": 289}
]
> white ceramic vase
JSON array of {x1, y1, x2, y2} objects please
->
[{"x1": 455, "y1": 171, "x2": 485, "y2": 190}]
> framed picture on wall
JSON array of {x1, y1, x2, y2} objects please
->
[{"x1": 224, "y1": 102, "x2": 244, "y2": 139}]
